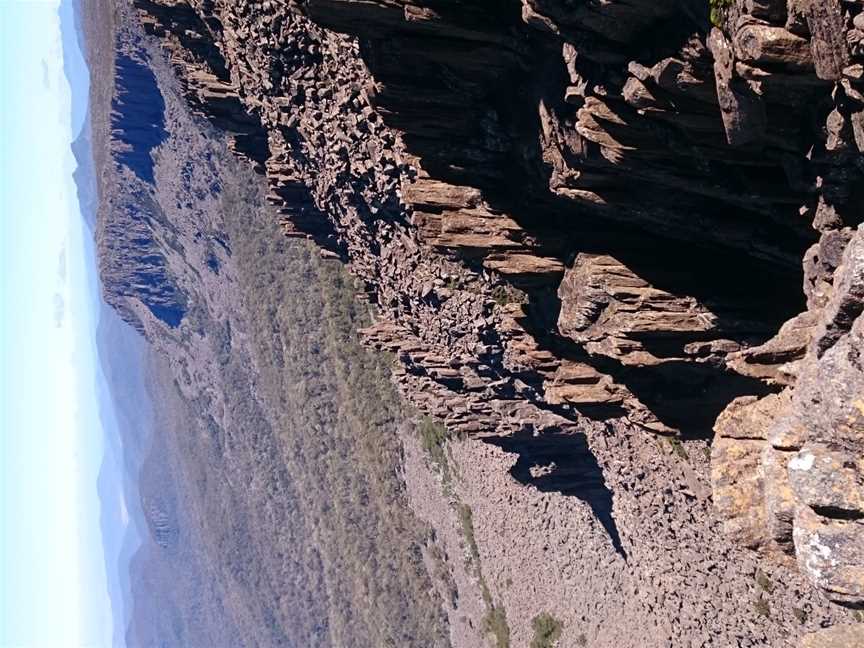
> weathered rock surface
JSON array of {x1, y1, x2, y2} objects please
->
[
  {"x1": 800, "y1": 623, "x2": 864, "y2": 648},
  {"x1": 713, "y1": 226, "x2": 864, "y2": 609},
  {"x1": 92, "y1": 0, "x2": 864, "y2": 644}
]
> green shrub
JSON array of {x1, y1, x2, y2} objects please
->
[
  {"x1": 530, "y1": 613, "x2": 563, "y2": 648},
  {"x1": 710, "y1": 0, "x2": 732, "y2": 26}
]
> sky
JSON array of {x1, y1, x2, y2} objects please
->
[{"x1": 1, "y1": 1, "x2": 120, "y2": 645}]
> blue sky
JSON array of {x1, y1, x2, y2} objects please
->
[{"x1": 1, "y1": 1, "x2": 117, "y2": 645}]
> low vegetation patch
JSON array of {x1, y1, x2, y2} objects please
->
[
  {"x1": 666, "y1": 436, "x2": 689, "y2": 460},
  {"x1": 491, "y1": 284, "x2": 527, "y2": 306},
  {"x1": 484, "y1": 603, "x2": 511, "y2": 648},
  {"x1": 219, "y1": 165, "x2": 450, "y2": 645},
  {"x1": 530, "y1": 613, "x2": 563, "y2": 648},
  {"x1": 458, "y1": 503, "x2": 480, "y2": 564},
  {"x1": 755, "y1": 569, "x2": 774, "y2": 593},
  {"x1": 419, "y1": 416, "x2": 451, "y2": 476},
  {"x1": 709, "y1": 0, "x2": 732, "y2": 26},
  {"x1": 458, "y1": 503, "x2": 511, "y2": 647}
]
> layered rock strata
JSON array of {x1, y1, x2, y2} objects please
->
[{"x1": 103, "y1": 0, "x2": 864, "y2": 643}]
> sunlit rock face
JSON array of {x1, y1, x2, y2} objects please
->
[{"x1": 711, "y1": 229, "x2": 864, "y2": 608}]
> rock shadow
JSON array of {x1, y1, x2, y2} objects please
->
[
  {"x1": 482, "y1": 430, "x2": 627, "y2": 559},
  {"x1": 515, "y1": 299, "x2": 779, "y2": 441},
  {"x1": 112, "y1": 53, "x2": 168, "y2": 184},
  {"x1": 587, "y1": 354, "x2": 777, "y2": 440}
]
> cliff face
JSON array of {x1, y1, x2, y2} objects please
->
[
  {"x1": 133, "y1": 0, "x2": 818, "y2": 443},
  {"x1": 92, "y1": 0, "x2": 864, "y2": 645}
]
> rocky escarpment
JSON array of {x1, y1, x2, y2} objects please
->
[
  {"x1": 713, "y1": 229, "x2": 864, "y2": 609},
  {"x1": 100, "y1": 0, "x2": 864, "y2": 644},
  {"x1": 98, "y1": 47, "x2": 187, "y2": 329}
]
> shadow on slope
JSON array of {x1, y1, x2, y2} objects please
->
[{"x1": 482, "y1": 431, "x2": 626, "y2": 559}]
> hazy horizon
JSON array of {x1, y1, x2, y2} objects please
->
[{"x1": 1, "y1": 1, "x2": 146, "y2": 646}]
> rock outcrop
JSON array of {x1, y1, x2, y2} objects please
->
[
  {"x1": 715, "y1": 228, "x2": 864, "y2": 608},
  {"x1": 96, "y1": 0, "x2": 864, "y2": 643}
]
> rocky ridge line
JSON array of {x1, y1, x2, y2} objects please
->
[{"x1": 122, "y1": 0, "x2": 864, "y2": 644}]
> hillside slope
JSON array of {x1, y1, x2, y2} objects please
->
[{"x1": 86, "y1": 0, "x2": 864, "y2": 646}]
